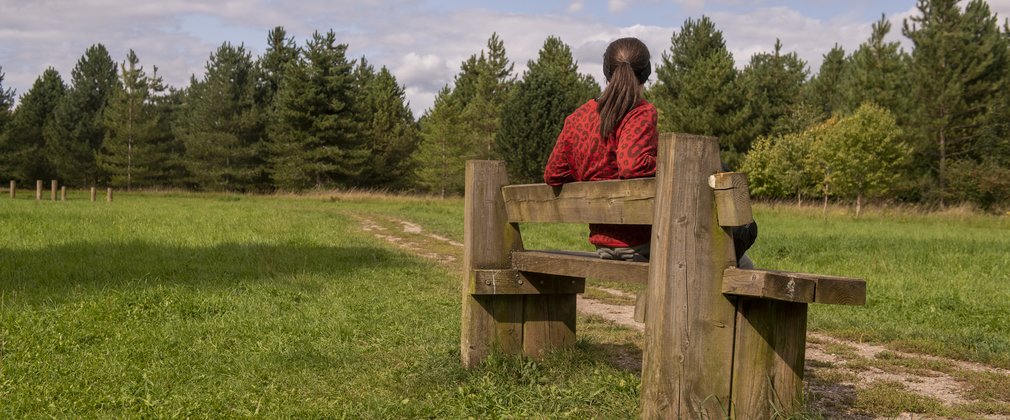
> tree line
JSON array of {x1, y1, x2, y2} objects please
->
[{"x1": 0, "y1": 0, "x2": 1008, "y2": 209}]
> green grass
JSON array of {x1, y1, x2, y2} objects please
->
[
  {"x1": 4, "y1": 191, "x2": 1010, "y2": 416},
  {"x1": 0, "y1": 192, "x2": 637, "y2": 417}
]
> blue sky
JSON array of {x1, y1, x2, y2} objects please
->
[{"x1": 1, "y1": 0, "x2": 1007, "y2": 115}]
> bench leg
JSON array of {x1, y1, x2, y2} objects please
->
[{"x1": 730, "y1": 299, "x2": 808, "y2": 419}]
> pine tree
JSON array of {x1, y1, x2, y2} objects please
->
[
  {"x1": 0, "y1": 67, "x2": 14, "y2": 138},
  {"x1": 175, "y1": 42, "x2": 264, "y2": 191},
  {"x1": 414, "y1": 33, "x2": 516, "y2": 194},
  {"x1": 97, "y1": 50, "x2": 173, "y2": 190},
  {"x1": 415, "y1": 86, "x2": 470, "y2": 196},
  {"x1": 0, "y1": 68, "x2": 65, "y2": 181},
  {"x1": 267, "y1": 30, "x2": 361, "y2": 190},
  {"x1": 450, "y1": 33, "x2": 515, "y2": 160},
  {"x1": 352, "y1": 61, "x2": 419, "y2": 189},
  {"x1": 735, "y1": 39, "x2": 808, "y2": 167},
  {"x1": 903, "y1": 0, "x2": 1008, "y2": 203},
  {"x1": 649, "y1": 16, "x2": 744, "y2": 151},
  {"x1": 495, "y1": 36, "x2": 601, "y2": 184},
  {"x1": 44, "y1": 44, "x2": 118, "y2": 186},
  {"x1": 840, "y1": 15, "x2": 910, "y2": 117},
  {"x1": 257, "y1": 26, "x2": 300, "y2": 109},
  {"x1": 804, "y1": 44, "x2": 846, "y2": 118}
]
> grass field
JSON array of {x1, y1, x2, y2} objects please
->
[{"x1": 2, "y1": 190, "x2": 1009, "y2": 417}]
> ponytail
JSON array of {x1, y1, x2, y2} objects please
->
[{"x1": 597, "y1": 38, "x2": 651, "y2": 140}]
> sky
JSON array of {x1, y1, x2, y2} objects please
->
[{"x1": 1, "y1": 0, "x2": 1009, "y2": 116}]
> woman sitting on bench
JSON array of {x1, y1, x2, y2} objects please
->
[{"x1": 543, "y1": 37, "x2": 756, "y2": 267}]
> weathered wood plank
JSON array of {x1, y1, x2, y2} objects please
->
[
  {"x1": 731, "y1": 299, "x2": 807, "y2": 419},
  {"x1": 810, "y1": 274, "x2": 866, "y2": 306},
  {"x1": 523, "y1": 294, "x2": 576, "y2": 359},
  {"x1": 461, "y1": 160, "x2": 525, "y2": 367},
  {"x1": 469, "y1": 269, "x2": 585, "y2": 295},
  {"x1": 722, "y1": 268, "x2": 817, "y2": 303},
  {"x1": 510, "y1": 250, "x2": 649, "y2": 284},
  {"x1": 709, "y1": 172, "x2": 753, "y2": 227},
  {"x1": 502, "y1": 178, "x2": 655, "y2": 224},
  {"x1": 641, "y1": 133, "x2": 739, "y2": 419}
]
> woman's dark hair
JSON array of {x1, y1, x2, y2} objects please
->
[{"x1": 598, "y1": 37, "x2": 651, "y2": 140}]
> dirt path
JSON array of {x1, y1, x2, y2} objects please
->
[{"x1": 359, "y1": 215, "x2": 1010, "y2": 419}]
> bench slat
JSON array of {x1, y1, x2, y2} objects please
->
[
  {"x1": 722, "y1": 268, "x2": 866, "y2": 305},
  {"x1": 470, "y1": 269, "x2": 585, "y2": 295},
  {"x1": 511, "y1": 250, "x2": 649, "y2": 284},
  {"x1": 502, "y1": 179, "x2": 655, "y2": 224}
]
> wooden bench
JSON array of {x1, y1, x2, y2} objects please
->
[{"x1": 460, "y1": 133, "x2": 866, "y2": 419}]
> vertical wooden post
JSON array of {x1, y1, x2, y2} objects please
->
[
  {"x1": 9, "y1": 180, "x2": 14, "y2": 199},
  {"x1": 50, "y1": 180, "x2": 57, "y2": 201},
  {"x1": 90, "y1": 187, "x2": 96, "y2": 202},
  {"x1": 730, "y1": 300, "x2": 807, "y2": 418},
  {"x1": 641, "y1": 134, "x2": 738, "y2": 418},
  {"x1": 461, "y1": 160, "x2": 524, "y2": 367},
  {"x1": 61, "y1": 186, "x2": 66, "y2": 201},
  {"x1": 36, "y1": 180, "x2": 42, "y2": 201},
  {"x1": 107, "y1": 187, "x2": 113, "y2": 202}
]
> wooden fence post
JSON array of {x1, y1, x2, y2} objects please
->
[
  {"x1": 36, "y1": 180, "x2": 42, "y2": 201},
  {"x1": 461, "y1": 160, "x2": 524, "y2": 367},
  {"x1": 61, "y1": 186, "x2": 66, "y2": 201},
  {"x1": 107, "y1": 187, "x2": 113, "y2": 202},
  {"x1": 641, "y1": 134, "x2": 738, "y2": 418},
  {"x1": 50, "y1": 180, "x2": 57, "y2": 201},
  {"x1": 90, "y1": 187, "x2": 96, "y2": 202},
  {"x1": 9, "y1": 180, "x2": 14, "y2": 199}
]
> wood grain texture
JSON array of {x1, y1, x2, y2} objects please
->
[
  {"x1": 470, "y1": 269, "x2": 585, "y2": 295},
  {"x1": 811, "y1": 274, "x2": 866, "y2": 306},
  {"x1": 710, "y1": 172, "x2": 753, "y2": 227},
  {"x1": 510, "y1": 250, "x2": 649, "y2": 284},
  {"x1": 641, "y1": 133, "x2": 739, "y2": 419},
  {"x1": 523, "y1": 294, "x2": 576, "y2": 359},
  {"x1": 722, "y1": 268, "x2": 817, "y2": 303},
  {"x1": 461, "y1": 160, "x2": 525, "y2": 368},
  {"x1": 731, "y1": 299, "x2": 808, "y2": 419},
  {"x1": 502, "y1": 178, "x2": 655, "y2": 224}
]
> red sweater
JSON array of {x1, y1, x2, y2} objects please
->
[{"x1": 544, "y1": 99, "x2": 658, "y2": 248}]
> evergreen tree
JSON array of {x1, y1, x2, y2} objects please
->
[
  {"x1": 352, "y1": 61, "x2": 419, "y2": 189},
  {"x1": 415, "y1": 86, "x2": 470, "y2": 196},
  {"x1": 804, "y1": 44, "x2": 846, "y2": 118},
  {"x1": 175, "y1": 42, "x2": 264, "y2": 191},
  {"x1": 734, "y1": 39, "x2": 808, "y2": 168},
  {"x1": 903, "y1": 0, "x2": 1008, "y2": 203},
  {"x1": 840, "y1": 15, "x2": 909, "y2": 117},
  {"x1": 148, "y1": 82, "x2": 187, "y2": 187},
  {"x1": 267, "y1": 30, "x2": 361, "y2": 190},
  {"x1": 457, "y1": 33, "x2": 515, "y2": 160},
  {"x1": 0, "y1": 68, "x2": 65, "y2": 181},
  {"x1": 495, "y1": 36, "x2": 600, "y2": 184},
  {"x1": 97, "y1": 50, "x2": 173, "y2": 190},
  {"x1": 44, "y1": 44, "x2": 118, "y2": 186},
  {"x1": 0, "y1": 67, "x2": 14, "y2": 138},
  {"x1": 414, "y1": 33, "x2": 516, "y2": 193},
  {"x1": 649, "y1": 16, "x2": 744, "y2": 153},
  {"x1": 257, "y1": 26, "x2": 300, "y2": 109}
]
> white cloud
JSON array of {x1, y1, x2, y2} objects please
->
[{"x1": 0, "y1": 0, "x2": 930, "y2": 117}]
